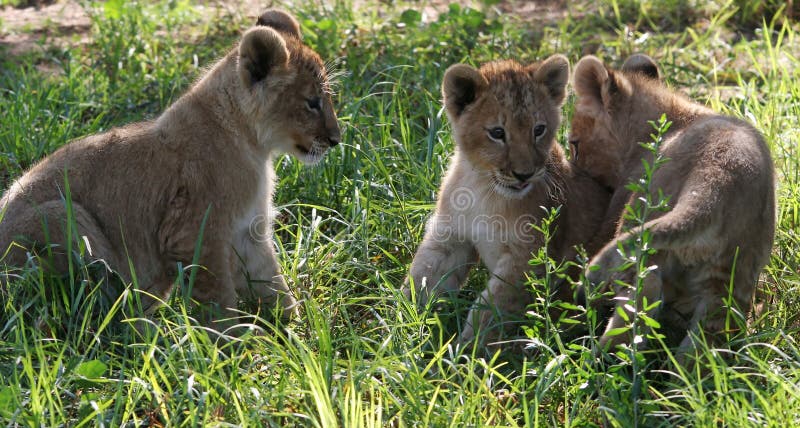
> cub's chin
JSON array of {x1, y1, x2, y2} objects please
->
[
  {"x1": 293, "y1": 140, "x2": 330, "y2": 165},
  {"x1": 492, "y1": 181, "x2": 534, "y2": 199}
]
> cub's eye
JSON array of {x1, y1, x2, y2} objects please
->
[
  {"x1": 306, "y1": 96, "x2": 322, "y2": 111},
  {"x1": 487, "y1": 126, "x2": 506, "y2": 141},
  {"x1": 533, "y1": 124, "x2": 547, "y2": 138}
]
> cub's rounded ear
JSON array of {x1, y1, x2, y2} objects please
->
[
  {"x1": 573, "y1": 55, "x2": 609, "y2": 104},
  {"x1": 256, "y1": 9, "x2": 302, "y2": 39},
  {"x1": 533, "y1": 54, "x2": 570, "y2": 106},
  {"x1": 238, "y1": 27, "x2": 290, "y2": 87},
  {"x1": 442, "y1": 64, "x2": 487, "y2": 118},
  {"x1": 573, "y1": 55, "x2": 631, "y2": 108},
  {"x1": 622, "y1": 54, "x2": 660, "y2": 80}
]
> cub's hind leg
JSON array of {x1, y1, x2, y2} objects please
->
[
  {"x1": 0, "y1": 199, "x2": 135, "y2": 319},
  {"x1": 158, "y1": 207, "x2": 239, "y2": 329},
  {"x1": 598, "y1": 272, "x2": 664, "y2": 352},
  {"x1": 0, "y1": 200, "x2": 124, "y2": 280},
  {"x1": 675, "y1": 273, "x2": 753, "y2": 367}
]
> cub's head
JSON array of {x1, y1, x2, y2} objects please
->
[
  {"x1": 442, "y1": 55, "x2": 569, "y2": 199},
  {"x1": 569, "y1": 54, "x2": 661, "y2": 188},
  {"x1": 236, "y1": 9, "x2": 341, "y2": 164}
]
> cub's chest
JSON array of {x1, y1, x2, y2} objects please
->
[
  {"x1": 450, "y1": 194, "x2": 545, "y2": 264},
  {"x1": 231, "y1": 165, "x2": 274, "y2": 239}
]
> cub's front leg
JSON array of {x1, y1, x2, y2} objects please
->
[
  {"x1": 459, "y1": 252, "x2": 530, "y2": 349},
  {"x1": 404, "y1": 214, "x2": 477, "y2": 307},
  {"x1": 233, "y1": 215, "x2": 298, "y2": 321},
  {"x1": 588, "y1": 235, "x2": 666, "y2": 351},
  {"x1": 597, "y1": 272, "x2": 664, "y2": 351},
  {"x1": 586, "y1": 234, "x2": 632, "y2": 285}
]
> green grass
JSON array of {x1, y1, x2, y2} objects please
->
[{"x1": 1, "y1": 0, "x2": 799, "y2": 426}]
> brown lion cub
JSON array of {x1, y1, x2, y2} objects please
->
[
  {"x1": 569, "y1": 54, "x2": 776, "y2": 358},
  {"x1": 404, "y1": 55, "x2": 610, "y2": 348},
  {"x1": 0, "y1": 10, "x2": 341, "y2": 326}
]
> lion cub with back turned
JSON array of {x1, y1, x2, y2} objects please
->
[
  {"x1": 569, "y1": 54, "x2": 775, "y2": 359},
  {"x1": 404, "y1": 55, "x2": 611, "y2": 348},
  {"x1": 0, "y1": 10, "x2": 341, "y2": 327}
]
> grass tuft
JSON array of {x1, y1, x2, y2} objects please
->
[{"x1": 0, "y1": 0, "x2": 798, "y2": 425}]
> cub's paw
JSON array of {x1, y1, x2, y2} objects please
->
[
  {"x1": 400, "y1": 279, "x2": 413, "y2": 301},
  {"x1": 401, "y1": 276, "x2": 436, "y2": 308},
  {"x1": 277, "y1": 292, "x2": 301, "y2": 321},
  {"x1": 585, "y1": 247, "x2": 628, "y2": 292}
]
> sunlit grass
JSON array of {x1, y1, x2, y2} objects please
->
[{"x1": 0, "y1": 0, "x2": 798, "y2": 426}]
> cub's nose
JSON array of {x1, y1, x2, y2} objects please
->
[
  {"x1": 512, "y1": 171, "x2": 534, "y2": 182},
  {"x1": 326, "y1": 126, "x2": 341, "y2": 147}
]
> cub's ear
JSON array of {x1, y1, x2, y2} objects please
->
[
  {"x1": 238, "y1": 27, "x2": 290, "y2": 86},
  {"x1": 622, "y1": 54, "x2": 660, "y2": 80},
  {"x1": 532, "y1": 54, "x2": 570, "y2": 106},
  {"x1": 573, "y1": 55, "x2": 608, "y2": 105},
  {"x1": 573, "y1": 55, "x2": 631, "y2": 109},
  {"x1": 256, "y1": 9, "x2": 302, "y2": 39},
  {"x1": 442, "y1": 64, "x2": 488, "y2": 118}
]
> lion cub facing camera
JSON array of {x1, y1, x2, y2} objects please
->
[
  {"x1": 569, "y1": 54, "x2": 775, "y2": 359},
  {"x1": 0, "y1": 10, "x2": 341, "y2": 327},
  {"x1": 404, "y1": 55, "x2": 611, "y2": 349}
]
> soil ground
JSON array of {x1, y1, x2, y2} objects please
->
[{"x1": 0, "y1": 1, "x2": 567, "y2": 57}]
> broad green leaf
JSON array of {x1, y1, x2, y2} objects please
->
[
  {"x1": 642, "y1": 315, "x2": 662, "y2": 329},
  {"x1": 557, "y1": 302, "x2": 581, "y2": 310},
  {"x1": 615, "y1": 305, "x2": 630, "y2": 322},
  {"x1": 317, "y1": 19, "x2": 334, "y2": 31},
  {"x1": 400, "y1": 9, "x2": 422, "y2": 26},
  {"x1": 463, "y1": 8, "x2": 485, "y2": 28},
  {"x1": 605, "y1": 327, "x2": 630, "y2": 337},
  {"x1": 75, "y1": 359, "x2": 108, "y2": 380},
  {"x1": 104, "y1": 0, "x2": 124, "y2": 20}
]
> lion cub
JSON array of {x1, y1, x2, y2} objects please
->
[
  {"x1": 569, "y1": 54, "x2": 776, "y2": 358},
  {"x1": 404, "y1": 56, "x2": 610, "y2": 348},
  {"x1": 0, "y1": 10, "x2": 341, "y2": 326}
]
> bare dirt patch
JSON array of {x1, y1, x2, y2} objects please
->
[
  {"x1": 0, "y1": 1, "x2": 567, "y2": 57},
  {"x1": 0, "y1": 1, "x2": 90, "y2": 56},
  {"x1": 436, "y1": 0, "x2": 566, "y2": 23}
]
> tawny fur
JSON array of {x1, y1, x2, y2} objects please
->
[
  {"x1": 569, "y1": 54, "x2": 776, "y2": 360},
  {"x1": 404, "y1": 56, "x2": 611, "y2": 349},
  {"x1": 0, "y1": 10, "x2": 341, "y2": 327}
]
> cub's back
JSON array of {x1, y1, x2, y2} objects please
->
[
  {"x1": 6, "y1": 124, "x2": 151, "y2": 196},
  {"x1": 1, "y1": 123, "x2": 171, "y2": 233},
  {"x1": 679, "y1": 114, "x2": 775, "y2": 252}
]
